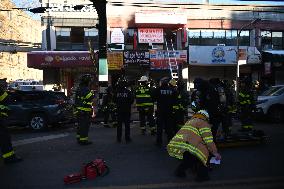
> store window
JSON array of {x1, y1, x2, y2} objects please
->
[
  {"x1": 272, "y1": 32, "x2": 283, "y2": 50},
  {"x1": 124, "y1": 28, "x2": 135, "y2": 50},
  {"x1": 188, "y1": 29, "x2": 200, "y2": 45},
  {"x1": 187, "y1": 29, "x2": 249, "y2": 46},
  {"x1": 238, "y1": 30, "x2": 250, "y2": 46},
  {"x1": 56, "y1": 27, "x2": 71, "y2": 50},
  {"x1": 71, "y1": 27, "x2": 84, "y2": 50},
  {"x1": 226, "y1": 30, "x2": 237, "y2": 45},
  {"x1": 261, "y1": 31, "x2": 284, "y2": 50},
  {"x1": 84, "y1": 28, "x2": 99, "y2": 50}
]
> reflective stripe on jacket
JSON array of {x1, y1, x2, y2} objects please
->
[
  {"x1": 75, "y1": 89, "x2": 94, "y2": 113},
  {"x1": 239, "y1": 91, "x2": 253, "y2": 105},
  {"x1": 135, "y1": 86, "x2": 154, "y2": 108},
  {"x1": 167, "y1": 117, "x2": 217, "y2": 166},
  {"x1": 0, "y1": 91, "x2": 9, "y2": 117}
]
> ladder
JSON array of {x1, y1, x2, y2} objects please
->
[{"x1": 165, "y1": 39, "x2": 178, "y2": 79}]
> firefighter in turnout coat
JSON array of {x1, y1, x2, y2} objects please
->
[
  {"x1": 167, "y1": 110, "x2": 221, "y2": 182},
  {"x1": 74, "y1": 74, "x2": 96, "y2": 145},
  {"x1": 0, "y1": 78, "x2": 22, "y2": 164}
]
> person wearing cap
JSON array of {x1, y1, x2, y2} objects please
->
[
  {"x1": 74, "y1": 74, "x2": 96, "y2": 145},
  {"x1": 0, "y1": 78, "x2": 22, "y2": 164},
  {"x1": 167, "y1": 110, "x2": 221, "y2": 182},
  {"x1": 135, "y1": 76, "x2": 156, "y2": 135}
]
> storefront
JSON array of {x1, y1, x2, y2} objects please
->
[
  {"x1": 27, "y1": 51, "x2": 97, "y2": 95},
  {"x1": 187, "y1": 45, "x2": 261, "y2": 89},
  {"x1": 262, "y1": 50, "x2": 284, "y2": 85}
]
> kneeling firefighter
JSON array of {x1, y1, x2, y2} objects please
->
[
  {"x1": 74, "y1": 74, "x2": 96, "y2": 145},
  {"x1": 167, "y1": 110, "x2": 221, "y2": 182}
]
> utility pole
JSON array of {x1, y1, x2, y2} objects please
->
[{"x1": 90, "y1": 0, "x2": 107, "y2": 85}]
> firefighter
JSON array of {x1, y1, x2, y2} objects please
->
[
  {"x1": 135, "y1": 76, "x2": 155, "y2": 135},
  {"x1": 102, "y1": 86, "x2": 117, "y2": 128},
  {"x1": 74, "y1": 74, "x2": 96, "y2": 145},
  {"x1": 167, "y1": 110, "x2": 221, "y2": 182},
  {"x1": 0, "y1": 78, "x2": 22, "y2": 164},
  {"x1": 173, "y1": 79, "x2": 189, "y2": 133},
  {"x1": 153, "y1": 77, "x2": 178, "y2": 147},
  {"x1": 114, "y1": 77, "x2": 134, "y2": 143},
  {"x1": 222, "y1": 80, "x2": 236, "y2": 138},
  {"x1": 239, "y1": 77, "x2": 255, "y2": 131}
]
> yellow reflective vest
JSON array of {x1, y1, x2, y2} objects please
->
[{"x1": 167, "y1": 117, "x2": 218, "y2": 166}]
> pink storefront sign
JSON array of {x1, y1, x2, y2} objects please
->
[{"x1": 27, "y1": 51, "x2": 97, "y2": 68}]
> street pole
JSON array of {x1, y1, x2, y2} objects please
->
[
  {"x1": 235, "y1": 18, "x2": 261, "y2": 102},
  {"x1": 90, "y1": 0, "x2": 107, "y2": 88}
]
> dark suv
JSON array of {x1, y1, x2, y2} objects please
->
[{"x1": 4, "y1": 90, "x2": 74, "y2": 130}]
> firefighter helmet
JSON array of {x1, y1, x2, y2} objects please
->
[
  {"x1": 138, "y1": 76, "x2": 148, "y2": 82},
  {"x1": 79, "y1": 74, "x2": 93, "y2": 86},
  {"x1": 195, "y1": 110, "x2": 210, "y2": 121}
]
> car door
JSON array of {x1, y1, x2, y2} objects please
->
[{"x1": 6, "y1": 91, "x2": 32, "y2": 126}]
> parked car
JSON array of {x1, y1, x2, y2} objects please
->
[
  {"x1": 255, "y1": 85, "x2": 284, "y2": 123},
  {"x1": 4, "y1": 90, "x2": 74, "y2": 130}
]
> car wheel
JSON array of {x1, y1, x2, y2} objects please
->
[
  {"x1": 29, "y1": 114, "x2": 47, "y2": 130},
  {"x1": 267, "y1": 106, "x2": 284, "y2": 123}
]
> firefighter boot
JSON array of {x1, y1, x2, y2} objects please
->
[{"x1": 4, "y1": 155, "x2": 23, "y2": 164}]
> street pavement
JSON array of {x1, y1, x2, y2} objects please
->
[{"x1": 0, "y1": 118, "x2": 284, "y2": 189}]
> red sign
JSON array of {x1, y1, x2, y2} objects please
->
[
  {"x1": 138, "y1": 28, "x2": 164, "y2": 44},
  {"x1": 27, "y1": 51, "x2": 97, "y2": 68},
  {"x1": 150, "y1": 50, "x2": 187, "y2": 70}
]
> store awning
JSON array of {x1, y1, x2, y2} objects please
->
[
  {"x1": 27, "y1": 51, "x2": 97, "y2": 69},
  {"x1": 262, "y1": 50, "x2": 284, "y2": 62}
]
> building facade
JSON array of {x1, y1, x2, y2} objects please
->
[
  {"x1": 0, "y1": 0, "x2": 42, "y2": 82},
  {"x1": 28, "y1": 0, "x2": 284, "y2": 94}
]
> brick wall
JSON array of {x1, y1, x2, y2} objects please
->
[{"x1": 0, "y1": 0, "x2": 43, "y2": 81}]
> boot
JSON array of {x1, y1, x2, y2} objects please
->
[
  {"x1": 78, "y1": 141, "x2": 93, "y2": 145},
  {"x1": 4, "y1": 155, "x2": 23, "y2": 164}
]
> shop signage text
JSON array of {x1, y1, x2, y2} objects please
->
[
  {"x1": 123, "y1": 51, "x2": 150, "y2": 67},
  {"x1": 138, "y1": 28, "x2": 164, "y2": 44}
]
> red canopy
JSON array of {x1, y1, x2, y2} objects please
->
[{"x1": 27, "y1": 51, "x2": 97, "y2": 69}]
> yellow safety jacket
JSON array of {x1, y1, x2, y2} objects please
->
[
  {"x1": 167, "y1": 116, "x2": 218, "y2": 166},
  {"x1": 0, "y1": 91, "x2": 9, "y2": 118},
  {"x1": 74, "y1": 88, "x2": 94, "y2": 114},
  {"x1": 135, "y1": 85, "x2": 154, "y2": 108}
]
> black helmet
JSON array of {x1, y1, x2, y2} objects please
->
[
  {"x1": 116, "y1": 77, "x2": 128, "y2": 88},
  {"x1": 79, "y1": 74, "x2": 93, "y2": 86},
  {"x1": 0, "y1": 78, "x2": 7, "y2": 92},
  {"x1": 159, "y1": 77, "x2": 170, "y2": 87}
]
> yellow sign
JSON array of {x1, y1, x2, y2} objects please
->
[{"x1": 107, "y1": 52, "x2": 123, "y2": 70}]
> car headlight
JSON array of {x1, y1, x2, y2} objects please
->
[{"x1": 256, "y1": 99, "x2": 268, "y2": 105}]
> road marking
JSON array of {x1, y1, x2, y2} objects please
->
[
  {"x1": 70, "y1": 176, "x2": 284, "y2": 189},
  {"x1": 12, "y1": 133, "x2": 69, "y2": 147}
]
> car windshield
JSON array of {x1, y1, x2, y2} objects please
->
[{"x1": 261, "y1": 86, "x2": 284, "y2": 96}]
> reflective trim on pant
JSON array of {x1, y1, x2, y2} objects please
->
[
  {"x1": 79, "y1": 137, "x2": 88, "y2": 141},
  {"x1": 242, "y1": 125, "x2": 253, "y2": 129},
  {"x1": 2, "y1": 150, "x2": 15, "y2": 159}
]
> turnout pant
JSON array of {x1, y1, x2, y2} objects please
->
[
  {"x1": 0, "y1": 124, "x2": 14, "y2": 159},
  {"x1": 156, "y1": 111, "x2": 175, "y2": 145},
  {"x1": 77, "y1": 113, "x2": 91, "y2": 142},
  {"x1": 117, "y1": 111, "x2": 131, "y2": 140},
  {"x1": 240, "y1": 106, "x2": 253, "y2": 130},
  {"x1": 175, "y1": 151, "x2": 209, "y2": 180},
  {"x1": 138, "y1": 107, "x2": 155, "y2": 131}
]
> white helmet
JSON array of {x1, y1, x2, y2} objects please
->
[
  {"x1": 138, "y1": 76, "x2": 148, "y2": 82},
  {"x1": 197, "y1": 110, "x2": 209, "y2": 120}
]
